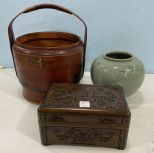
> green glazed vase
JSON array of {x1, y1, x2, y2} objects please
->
[{"x1": 91, "y1": 51, "x2": 145, "y2": 97}]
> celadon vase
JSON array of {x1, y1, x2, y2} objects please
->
[{"x1": 91, "y1": 51, "x2": 145, "y2": 97}]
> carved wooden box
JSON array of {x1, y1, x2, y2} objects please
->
[{"x1": 38, "y1": 84, "x2": 131, "y2": 149}]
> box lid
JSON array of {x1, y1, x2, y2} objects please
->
[{"x1": 39, "y1": 84, "x2": 130, "y2": 117}]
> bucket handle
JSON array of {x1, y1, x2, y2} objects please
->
[{"x1": 8, "y1": 3, "x2": 87, "y2": 77}]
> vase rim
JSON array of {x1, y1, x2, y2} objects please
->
[{"x1": 104, "y1": 51, "x2": 133, "y2": 62}]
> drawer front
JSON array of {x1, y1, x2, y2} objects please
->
[
  {"x1": 39, "y1": 113, "x2": 129, "y2": 126},
  {"x1": 40, "y1": 125, "x2": 127, "y2": 149}
]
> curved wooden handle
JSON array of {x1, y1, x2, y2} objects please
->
[
  {"x1": 23, "y1": 3, "x2": 73, "y2": 14},
  {"x1": 8, "y1": 3, "x2": 87, "y2": 77}
]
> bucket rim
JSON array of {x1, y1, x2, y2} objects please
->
[{"x1": 14, "y1": 31, "x2": 83, "y2": 51}]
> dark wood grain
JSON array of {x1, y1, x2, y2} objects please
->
[
  {"x1": 38, "y1": 84, "x2": 131, "y2": 149},
  {"x1": 8, "y1": 4, "x2": 87, "y2": 103}
]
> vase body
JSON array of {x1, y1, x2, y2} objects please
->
[{"x1": 91, "y1": 51, "x2": 145, "y2": 97}]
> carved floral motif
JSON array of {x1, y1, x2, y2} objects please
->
[
  {"x1": 44, "y1": 84, "x2": 127, "y2": 111},
  {"x1": 54, "y1": 127, "x2": 115, "y2": 145}
]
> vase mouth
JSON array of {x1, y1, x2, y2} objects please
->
[{"x1": 104, "y1": 51, "x2": 133, "y2": 62}]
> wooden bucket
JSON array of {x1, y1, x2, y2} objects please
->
[{"x1": 8, "y1": 4, "x2": 87, "y2": 103}]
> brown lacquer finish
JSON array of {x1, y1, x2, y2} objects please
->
[
  {"x1": 8, "y1": 4, "x2": 87, "y2": 103},
  {"x1": 38, "y1": 84, "x2": 131, "y2": 149}
]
